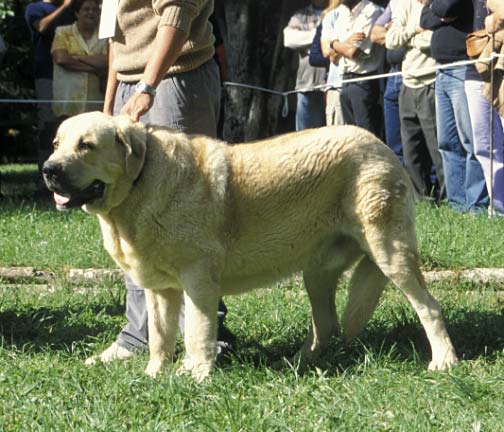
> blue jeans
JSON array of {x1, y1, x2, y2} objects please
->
[
  {"x1": 435, "y1": 66, "x2": 488, "y2": 211},
  {"x1": 465, "y1": 79, "x2": 504, "y2": 215},
  {"x1": 383, "y1": 67, "x2": 403, "y2": 161},
  {"x1": 296, "y1": 91, "x2": 326, "y2": 131}
]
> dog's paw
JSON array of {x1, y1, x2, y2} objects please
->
[
  {"x1": 145, "y1": 359, "x2": 164, "y2": 378},
  {"x1": 176, "y1": 358, "x2": 213, "y2": 382},
  {"x1": 427, "y1": 350, "x2": 459, "y2": 371},
  {"x1": 85, "y1": 342, "x2": 136, "y2": 365}
]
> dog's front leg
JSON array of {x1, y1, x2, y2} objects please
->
[
  {"x1": 144, "y1": 287, "x2": 182, "y2": 377},
  {"x1": 176, "y1": 260, "x2": 221, "y2": 382}
]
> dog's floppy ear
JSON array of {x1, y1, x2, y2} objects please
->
[{"x1": 114, "y1": 115, "x2": 147, "y2": 181}]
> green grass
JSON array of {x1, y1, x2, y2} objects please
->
[
  {"x1": 2, "y1": 165, "x2": 504, "y2": 430},
  {"x1": 0, "y1": 163, "x2": 40, "y2": 197},
  {"x1": 2, "y1": 280, "x2": 504, "y2": 431}
]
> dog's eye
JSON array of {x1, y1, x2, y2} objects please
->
[
  {"x1": 53, "y1": 140, "x2": 59, "y2": 150},
  {"x1": 78, "y1": 141, "x2": 94, "y2": 152}
]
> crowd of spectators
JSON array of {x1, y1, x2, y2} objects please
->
[
  {"x1": 285, "y1": 0, "x2": 504, "y2": 217},
  {"x1": 19, "y1": 0, "x2": 504, "y2": 216}
]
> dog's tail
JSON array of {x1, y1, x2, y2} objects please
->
[{"x1": 342, "y1": 255, "x2": 388, "y2": 340}]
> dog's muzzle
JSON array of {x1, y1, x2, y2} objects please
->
[{"x1": 43, "y1": 160, "x2": 105, "y2": 210}]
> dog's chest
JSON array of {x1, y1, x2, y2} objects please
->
[{"x1": 97, "y1": 216, "x2": 181, "y2": 290}]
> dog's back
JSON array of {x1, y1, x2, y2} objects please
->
[{"x1": 219, "y1": 125, "x2": 413, "y2": 293}]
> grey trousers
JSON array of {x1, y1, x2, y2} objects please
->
[{"x1": 113, "y1": 60, "x2": 224, "y2": 351}]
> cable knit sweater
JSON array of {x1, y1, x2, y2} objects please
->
[{"x1": 112, "y1": 0, "x2": 215, "y2": 82}]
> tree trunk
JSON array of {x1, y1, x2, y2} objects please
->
[{"x1": 217, "y1": 0, "x2": 308, "y2": 143}]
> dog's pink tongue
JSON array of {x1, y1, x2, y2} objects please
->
[{"x1": 53, "y1": 193, "x2": 70, "y2": 206}]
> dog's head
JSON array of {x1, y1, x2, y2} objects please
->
[{"x1": 43, "y1": 112, "x2": 147, "y2": 214}]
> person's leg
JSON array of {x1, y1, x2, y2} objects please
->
[
  {"x1": 445, "y1": 67, "x2": 487, "y2": 211},
  {"x1": 347, "y1": 79, "x2": 383, "y2": 139},
  {"x1": 465, "y1": 79, "x2": 504, "y2": 215},
  {"x1": 295, "y1": 91, "x2": 325, "y2": 131},
  {"x1": 325, "y1": 88, "x2": 344, "y2": 126},
  {"x1": 417, "y1": 83, "x2": 445, "y2": 200},
  {"x1": 399, "y1": 85, "x2": 433, "y2": 198},
  {"x1": 340, "y1": 82, "x2": 354, "y2": 126},
  {"x1": 435, "y1": 68, "x2": 467, "y2": 210},
  {"x1": 383, "y1": 70, "x2": 403, "y2": 161}
]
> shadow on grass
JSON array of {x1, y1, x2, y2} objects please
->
[
  {"x1": 2, "y1": 302, "x2": 503, "y2": 374},
  {"x1": 0, "y1": 302, "x2": 125, "y2": 351},
  {"x1": 221, "y1": 309, "x2": 504, "y2": 375},
  {"x1": 0, "y1": 194, "x2": 57, "y2": 213}
]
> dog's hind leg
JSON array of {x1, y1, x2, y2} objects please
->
[
  {"x1": 363, "y1": 224, "x2": 458, "y2": 371},
  {"x1": 342, "y1": 255, "x2": 389, "y2": 340},
  {"x1": 144, "y1": 288, "x2": 182, "y2": 377},
  {"x1": 297, "y1": 237, "x2": 361, "y2": 364}
]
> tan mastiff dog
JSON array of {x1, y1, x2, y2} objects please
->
[{"x1": 43, "y1": 112, "x2": 458, "y2": 381}]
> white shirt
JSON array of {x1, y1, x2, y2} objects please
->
[
  {"x1": 321, "y1": 7, "x2": 343, "y2": 88},
  {"x1": 332, "y1": 0, "x2": 384, "y2": 74}
]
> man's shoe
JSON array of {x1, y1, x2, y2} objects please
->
[{"x1": 216, "y1": 325, "x2": 237, "y2": 359}]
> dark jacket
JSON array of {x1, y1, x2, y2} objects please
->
[
  {"x1": 420, "y1": 0, "x2": 474, "y2": 63},
  {"x1": 309, "y1": 23, "x2": 330, "y2": 69}
]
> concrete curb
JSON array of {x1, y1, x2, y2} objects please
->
[{"x1": 1, "y1": 266, "x2": 504, "y2": 286}]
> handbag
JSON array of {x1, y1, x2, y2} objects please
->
[{"x1": 466, "y1": 29, "x2": 490, "y2": 58}]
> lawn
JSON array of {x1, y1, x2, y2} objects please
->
[{"x1": 1, "y1": 164, "x2": 504, "y2": 431}]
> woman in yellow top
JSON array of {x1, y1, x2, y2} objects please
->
[{"x1": 51, "y1": 0, "x2": 108, "y2": 119}]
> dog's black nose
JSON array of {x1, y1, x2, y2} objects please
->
[{"x1": 42, "y1": 161, "x2": 63, "y2": 179}]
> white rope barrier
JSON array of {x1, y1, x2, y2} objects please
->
[
  {"x1": 1, "y1": 52, "x2": 502, "y2": 215},
  {"x1": 0, "y1": 54, "x2": 501, "y2": 108},
  {"x1": 224, "y1": 54, "x2": 503, "y2": 117}
]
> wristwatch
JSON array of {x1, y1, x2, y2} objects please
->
[{"x1": 134, "y1": 81, "x2": 157, "y2": 96}]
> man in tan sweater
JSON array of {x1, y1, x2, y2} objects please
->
[
  {"x1": 385, "y1": 0, "x2": 445, "y2": 201},
  {"x1": 86, "y1": 0, "x2": 235, "y2": 365}
]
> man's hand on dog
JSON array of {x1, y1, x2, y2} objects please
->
[{"x1": 120, "y1": 93, "x2": 154, "y2": 122}]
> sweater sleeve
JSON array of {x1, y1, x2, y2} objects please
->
[
  {"x1": 385, "y1": 1, "x2": 417, "y2": 50},
  {"x1": 429, "y1": 0, "x2": 460, "y2": 18},
  {"x1": 410, "y1": 29, "x2": 433, "y2": 51},
  {"x1": 153, "y1": 0, "x2": 199, "y2": 36},
  {"x1": 420, "y1": 3, "x2": 444, "y2": 30},
  {"x1": 283, "y1": 11, "x2": 317, "y2": 50}
]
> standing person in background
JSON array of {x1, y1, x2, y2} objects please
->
[
  {"x1": 85, "y1": 0, "x2": 236, "y2": 367},
  {"x1": 466, "y1": 0, "x2": 504, "y2": 216},
  {"x1": 51, "y1": 0, "x2": 108, "y2": 121},
  {"x1": 25, "y1": 0, "x2": 74, "y2": 193},
  {"x1": 386, "y1": 0, "x2": 445, "y2": 201},
  {"x1": 284, "y1": 0, "x2": 328, "y2": 131},
  {"x1": 317, "y1": 0, "x2": 345, "y2": 126},
  {"x1": 328, "y1": 0, "x2": 385, "y2": 139},
  {"x1": 421, "y1": 0, "x2": 488, "y2": 213},
  {"x1": 370, "y1": 0, "x2": 405, "y2": 162}
]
